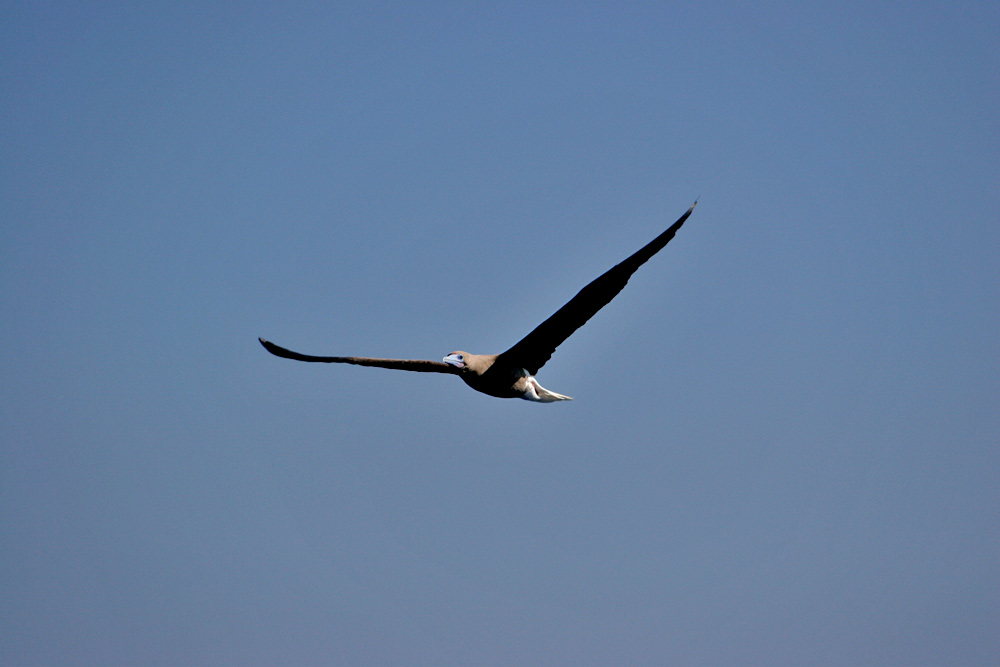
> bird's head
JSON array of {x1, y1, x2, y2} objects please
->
[
  {"x1": 443, "y1": 351, "x2": 468, "y2": 369},
  {"x1": 443, "y1": 351, "x2": 497, "y2": 376}
]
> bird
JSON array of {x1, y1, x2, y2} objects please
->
[{"x1": 259, "y1": 202, "x2": 696, "y2": 402}]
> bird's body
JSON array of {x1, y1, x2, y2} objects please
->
[
  {"x1": 260, "y1": 202, "x2": 696, "y2": 402},
  {"x1": 443, "y1": 352, "x2": 572, "y2": 402}
]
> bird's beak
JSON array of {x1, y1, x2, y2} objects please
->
[{"x1": 443, "y1": 354, "x2": 465, "y2": 369}]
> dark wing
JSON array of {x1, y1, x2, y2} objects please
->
[
  {"x1": 259, "y1": 338, "x2": 459, "y2": 374},
  {"x1": 495, "y1": 202, "x2": 696, "y2": 375}
]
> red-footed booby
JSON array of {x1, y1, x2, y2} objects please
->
[{"x1": 260, "y1": 202, "x2": 696, "y2": 402}]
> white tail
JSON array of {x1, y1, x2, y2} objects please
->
[{"x1": 524, "y1": 377, "x2": 573, "y2": 402}]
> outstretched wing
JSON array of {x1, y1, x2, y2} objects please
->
[
  {"x1": 259, "y1": 338, "x2": 458, "y2": 374},
  {"x1": 495, "y1": 203, "x2": 696, "y2": 376}
]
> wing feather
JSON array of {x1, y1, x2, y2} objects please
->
[
  {"x1": 259, "y1": 338, "x2": 458, "y2": 374},
  {"x1": 496, "y1": 203, "x2": 696, "y2": 375}
]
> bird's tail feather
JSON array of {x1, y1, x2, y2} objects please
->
[{"x1": 535, "y1": 386, "x2": 573, "y2": 402}]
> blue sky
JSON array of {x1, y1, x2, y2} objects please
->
[{"x1": 2, "y1": 2, "x2": 998, "y2": 665}]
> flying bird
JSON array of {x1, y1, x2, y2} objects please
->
[{"x1": 260, "y1": 202, "x2": 696, "y2": 402}]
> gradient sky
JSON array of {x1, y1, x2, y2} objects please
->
[{"x1": 2, "y1": 3, "x2": 998, "y2": 665}]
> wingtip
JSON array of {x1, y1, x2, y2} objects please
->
[{"x1": 258, "y1": 337, "x2": 290, "y2": 359}]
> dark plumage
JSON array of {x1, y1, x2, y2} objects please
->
[{"x1": 260, "y1": 202, "x2": 696, "y2": 401}]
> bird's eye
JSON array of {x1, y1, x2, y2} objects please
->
[{"x1": 457, "y1": 355, "x2": 464, "y2": 360}]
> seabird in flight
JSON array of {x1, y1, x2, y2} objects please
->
[{"x1": 260, "y1": 202, "x2": 696, "y2": 402}]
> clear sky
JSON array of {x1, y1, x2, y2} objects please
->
[{"x1": 2, "y1": 2, "x2": 998, "y2": 665}]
